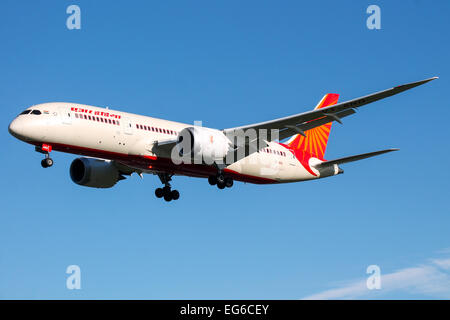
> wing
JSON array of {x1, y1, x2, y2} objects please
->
[
  {"x1": 224, "y1": 77, "x2": 438, "y2": 141},
  {"x1": 222, "y1": 77, "x2": 437, "y2": 162},
  {"x1": 149, "y1": 138, "x2": 178, "y2": 157},
  {"x1": 313, "y1": 148, "x2": 399, "y2": 168}
]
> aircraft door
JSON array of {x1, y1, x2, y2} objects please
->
[
  {"x1": 123, "y1": 117, "x2": 134, "y2": 135},
  {"x1": 58, "y1": 106, "x2": 72, "y2": 125}
]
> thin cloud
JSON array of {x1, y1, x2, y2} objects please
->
[{"x1": 303, "y1": 257, "x2": 450, "y2": 300}]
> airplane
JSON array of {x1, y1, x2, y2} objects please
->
[{"x1": 8, "y1": 77, "x2": 437, "y2": 202}]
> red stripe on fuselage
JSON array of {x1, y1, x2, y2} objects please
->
[{"x1": 28, "y1": 141, "x2": 278, "y2": 184}]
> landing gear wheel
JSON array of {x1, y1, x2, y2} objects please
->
[
  {"x1": 217, "y1": 181, "x2": 226, "y2": 189},
  {"x1": 41, "y1": 158, "x2": 53, "y2": 168},
  {"x1": 225, "y1": 178, "x2": 233, "y2": 188},
  {"x1": 155, "y1": 188, "x2": 164, "y2": 198},
  {"x1": 45, "y1": 158, "x2": 53, "y2": 167},
  {"x1": 171, "y1": 190, "x2": 180, "y2": 200},
  {"x1": 163, "y1": 193, "x2": 173, "y2": 202},
  {"x1": 216, "y1": 174, "x2": 225, "y2": 185},
  {"x1": 208, "y1": 176, "x2": 217, "y2": 185},
  {"x1": 163, "y1": 186, "x2": 171, "y2": 195}
]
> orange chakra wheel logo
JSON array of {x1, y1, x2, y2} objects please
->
[{"x1": 287, "y1": 93, "x2": 339, "y2": 160}]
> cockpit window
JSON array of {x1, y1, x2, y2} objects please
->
[
  {"x1": 19, "y1": 110, "x2": 31, "y2": 115},
  {"x1": 31, "y1": 110, "x2": 42, "y2": 115}
]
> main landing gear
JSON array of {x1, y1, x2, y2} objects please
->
[
  {"x1": 155, "y1": 173, "x2": 180, "y2": 202},
  {"x1": 208, "y1": 173, "x2": 233, "y2": 190},
  {"x1": 36, "y1": 145, "x2": 54, "y2": 168}
]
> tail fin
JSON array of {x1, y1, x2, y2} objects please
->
[{"x1": 287, "y1": 93, "x2": 339, "y2": 160}]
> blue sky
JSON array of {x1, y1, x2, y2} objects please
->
[{"x1": 1, "y1": 0, "x2": 449, "y2": 299}]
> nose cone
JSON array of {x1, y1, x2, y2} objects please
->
[
  {"x1": 9, "y1": 114, "x2": 48, "y2": 142},
  {"x1": 8, "y1": 117, "x2": 32, "y2": 141},
  {"x1": 8, "y1": 118, "x2": 22, "y2": 139}
]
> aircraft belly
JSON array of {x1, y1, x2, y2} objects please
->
[{"x1": 228, "y1": 152, "x2": 315, "y2": 183}]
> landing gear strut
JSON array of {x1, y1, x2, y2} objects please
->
[
  {"x1": 155, "y1": 173, "x2": 180, "y2": 202},
  {"x1": 208, "y1": 172, "x2": 233, "y2": 189},
  {"x1": 36, "y1": 145, "x2": 54, "y2": 168}
]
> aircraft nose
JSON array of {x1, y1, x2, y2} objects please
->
[
  {"x1": 8, "y1": 117, "x2": 29, "y2": 141},
  {"x1": 8, "y1": 118, "x2": 22, "y2": 138}
]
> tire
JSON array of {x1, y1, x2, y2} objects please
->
[
  {"x1": 217, "y1": 174, "x2": 225, "y2": 185},
  {"x1": 155, "y1": 188, "x2": 164, "y2": 198},
  {"x1": 45, "y1": 158, "x2": 53, "y2": 167},
  {"x1": 163, "y1": 186, "x2": 171, "y2": 195},
  {"x1": 217, "y1": 181, "x2": 226, "y2": 189},
  {"x1": 225, "y1": 178, "x2": 233, "y2": 188},
  {"x1": 171, "y1": 190, "x2": 180, "y2": 200},
  {"x1": 208, "y1": 176, "x2": 217, "y2": 185},
  {"x1": 41, "y1": 159, "x2": 48, "y2": 168},
  {"x1": 164, "y1": 193, "x2": 172, "y2": 202}
]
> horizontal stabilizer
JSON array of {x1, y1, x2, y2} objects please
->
[{"x1": 314, "y1": 148, "x2": 399, "y2": 168}]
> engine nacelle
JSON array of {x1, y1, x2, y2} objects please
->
[
  {"x1": 176, "y1": 126, "x2": 231, "y2": 164},
  {"x1": 309, "y1": 158, "x2": 343, "y2": 178},
  {"x1": 316, "y1": 164, "x2": 341, "y2": 178},
  {"x1": 70, "y1": 157, "x2": 121, "y2": 188}
]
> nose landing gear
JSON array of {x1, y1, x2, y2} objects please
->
[
  {"x1": 155, "y1": 173, "x2": 180, "y2": 202},
  {"x1": 36, "y1": 144, "x2": 54, "y2": 168},
  {"x1": 41, "y1": 157, "x2": 54, "y2": 168}
]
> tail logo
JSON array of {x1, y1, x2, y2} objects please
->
[{"x1": 287, "y1": 93, "x2": 339, "y2": 161}]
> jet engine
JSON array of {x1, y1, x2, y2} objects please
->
[
  {"x1": 315, "y1": 163, "x2": 343, "y2": 178},
  {"x1": 176, "y1": 126, "x2": 232, "y2": 164},
  {"x1": 309, "y1": 158, "x2": 344, "y2": 178},
  {"x1": 70, "y1": 157, "x2": 124, "y2": 188}
]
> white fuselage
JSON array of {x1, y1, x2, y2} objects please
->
[{"x1": 9, "y1": 102, "x2": 325, "y2": 184}]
